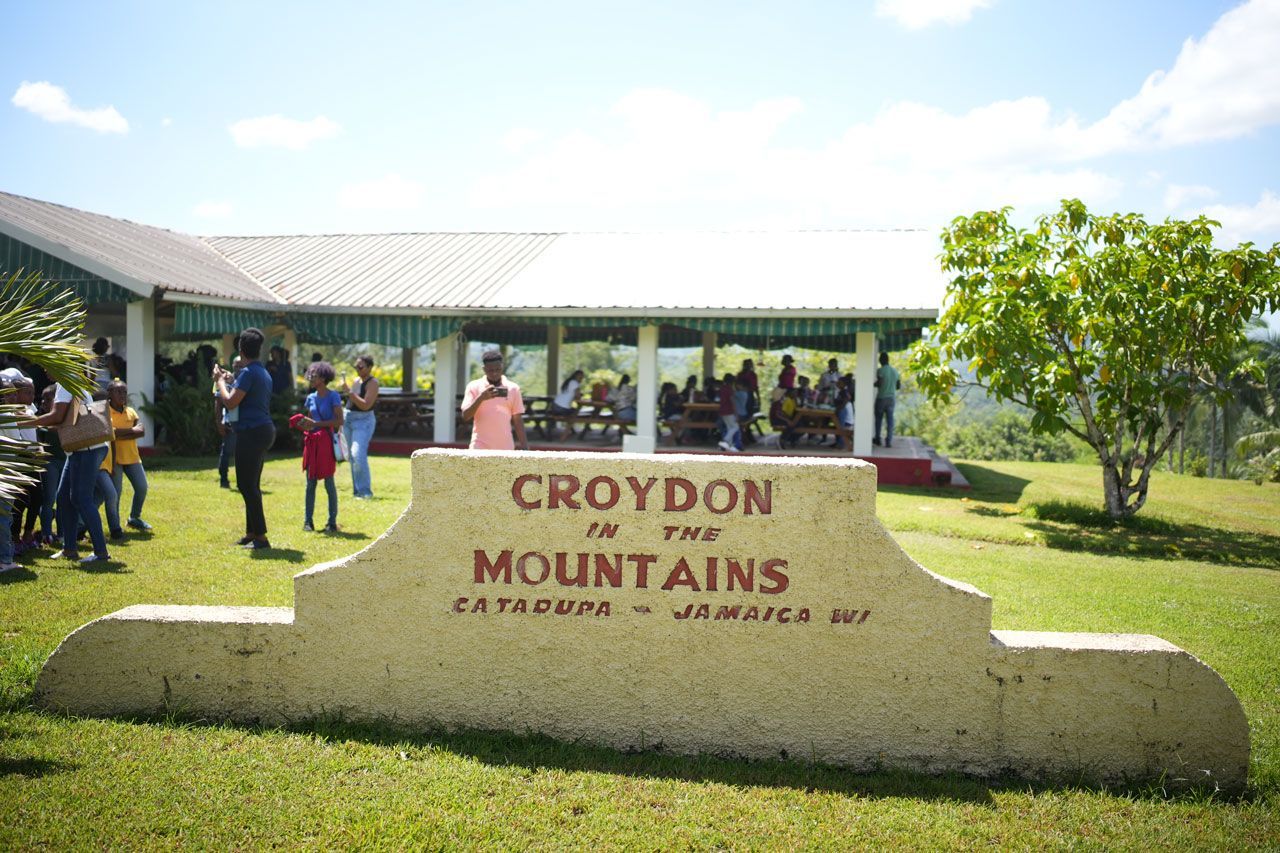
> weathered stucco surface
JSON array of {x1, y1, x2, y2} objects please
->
[{"x1": 35, "y1": 450, "x2": 1249, "y2": 788}]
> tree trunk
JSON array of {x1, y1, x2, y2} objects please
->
[
  {"x1": 1210, "y1": 401, "x2": 1218, "y2": 478},
  {"x1": 1102, "y1": 461, "x2": 1126, "y2": 520}
]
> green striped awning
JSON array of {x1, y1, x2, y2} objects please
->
[
  {"x1": 3, "y1": 233, "x2": 141, "y2": 303},
  {"x1": 173, "y1": 303, "x2": 466, "y2": 348}
]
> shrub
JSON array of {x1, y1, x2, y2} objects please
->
[{"x1": 141, "y1": 385, "x2": 217, "y2": 455}]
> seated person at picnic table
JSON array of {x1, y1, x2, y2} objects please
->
[
  {"x1": 608, "y1": 374, "x2": 637, "y2": 421},
  {"x1": 660, "y1": 382, "x2": 684, "y2": 423},
  {"x1": 549, "y1": 370, "x2": 584, "y2": 416},
  {"x1": 796, "y1": 375, "x2": 816, "y2": 407},
  {"x1": 681, "y1": 375, "x2": 701, "y2": 404},
  {"x1": 770, "y1": 387, "x2": 802, "y2": 449},
  {"x1": 829, "y1": 376, "x2": 853, "y2": 449}
]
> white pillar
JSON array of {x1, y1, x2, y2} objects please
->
[
  {"x1": 701, "y1": 331, "x2": 718, "y2": 380},
  {"x1": 623, "y1": 324, "x2": 659, "y2": 454},
  {"x1": 283, "y1": 327, "x2": 299, "y2": 382},
  {"x1": 220, "y1": 334, "x2": 235, "y2": 364},
  {"x1": 546, "y1": 324, "x2": 564, "y2": 398},
  {"x1": 126, "y1": 298, "x2": 157, "y2": 448},
  {"x1": 854, "y1": 331, "x2": 877, "y2": 456},
  {"x1": 456, "y1": 336, "x2": 469, "y2": 392},
  {"x1": 401, "y1": 347, "x2": 416, "y2": 393},
  {"x1": 434, "y1": 333, "x2": 459, "y2": 443}
]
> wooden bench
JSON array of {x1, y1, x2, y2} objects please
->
[{"x1": 549, "y1": 413, "x2": 633, "y2": 441}]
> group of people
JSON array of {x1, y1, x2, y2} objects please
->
[
  {"x1": 211, "y1": 329, "x2": 379, "y2": 550},
  {"x1": 0, "y1": 359, "x2": 152, "y2": 571}
]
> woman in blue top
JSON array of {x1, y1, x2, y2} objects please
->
[
  {"x1": 213, "y1": 328, "x2": 276, "y2": 550},
  {"x1": 299, "y1": 361, "x2": 344, "y2": 532}
]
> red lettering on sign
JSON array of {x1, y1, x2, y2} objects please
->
[
  {"x1": 585, "y1": 476, "x2": 620, "y2": 510},
  {"x1": 705, "y1": 557, "x2": 718, "y2": 591},
  {"x1": 471, "y1": 598, "x2": 488, "y2": 613},
  {"x1": 575, "y1": 601, "x2": 595, "y2": 616},
  {"x1": 594, "y1": 553, "x2": 623, "y2": 587},
  {"x1": 497, "y1": 598, "x2": 512, "y2": 612},
  {"x1": 554, "y1": 600, "x2": 574, "y2": 615},
  {"x1": 664, "y1": 478, "x2": 697, "y2": 511},
  {"x1": 452, "y1": 597, "x2": 467, "y2": 612},
  {"x1": 512, "y1": 474, "x2": 542, "y2": 509},
  {"x1": 533, "y1": 598, "x2": 552, "y2": 614},
  {"x1": 555, "y1": 552, "x2": 589, "y2": 587},
  {"x1": 512, "y1": 599, "x2": 528, "y2": 613},
  {"x1": 704, "y1": 480, "x2": 738, "y2": 514},
  {"x1": 759, "y1": 559, "x2": 790, "y2": 594},
  {"x1": 661, "y1": 558, "x2": 701, "y2": 591},
  {"x1": 715, "y1": 605, "x2": 740, "y2": 620},
  {"x1": 744, "y1": 480, "x2": 772, "y2": 515},
  {"x1": 475, "y1": 550, "x2": 513, "y2": 583},
  {"x1": 548, "y1": 475, "x2": 581, "y2": 509},
  {"x1": 703, "y1": 528, "x2": 721, "y2": 542},
  {"x1": 626, "y1": 476, "x2": 658, "y2": 509},
  {"x1": 726, "y1": 558, "x2": 754, "y2": 592},
  {"x1": 678, "y1": 526, "x2": 701, "y2": 541},
  {"x1": 628, "y1": 553, "x2": 656, "y2": 588},
  {"x1": 517, "y1": 551, "x2": 551, "y2": 585}
]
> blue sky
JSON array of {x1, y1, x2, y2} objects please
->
[{"x1": 3, "y1": 0, "x2": 1278, "y2": 247}]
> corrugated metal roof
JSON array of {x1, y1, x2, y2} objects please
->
[
  {"x1": 0, "y1": 191, "x2": 283, "y2": 304},
  {"x1": 491, "y1": 230, "x2": 946, "y2": 312},
  {"x1": 204, "y1": 232, "x2": 559, "y2": 309},
  {"x1": 206, "y1": 229, "x2": 945, "y2": 314}
]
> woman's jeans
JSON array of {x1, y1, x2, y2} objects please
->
[
  {"x1": 234, "y1": 423, "x2": 275, "y2": 537},
  {"x1": 111, "y1": 462, "x2": 148, "y2": 521},
  {"x1": 58, "y1": 445, "x2": 109, "y2": 556},
  {"x1": 343, "y1": 410, "x2": 376, "y2": 497},
  {"x1": 0, "y1": 499, "x2": 12, "y2": 564},
  {"x1": 305, "y1": 477, "x2": 338, "y2": 527},
  {"x1": 39, "y1": 456, "x2": 64, "y2": 538},
  {"x1": 93, "y1": 469, "x2": 121, "y2": 534}
]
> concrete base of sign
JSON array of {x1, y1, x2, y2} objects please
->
[{"x1": 35, "y1": 450, "x2": 1248, "y2": 790}]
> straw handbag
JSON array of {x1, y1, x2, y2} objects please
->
[{"x1": 60, "y1": 397, "x2": 113, "y2": 452}]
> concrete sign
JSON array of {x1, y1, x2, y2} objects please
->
[{"x1": 36, "y1": 450, "x2": 1249, "y2": 788}]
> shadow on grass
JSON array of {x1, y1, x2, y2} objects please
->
[
  {"x1": 0, "y1": 755, "x2": 75, "y2": 778},
  {"x1": 1024, "y1": 500, "x2": 1280, "y2": 570},
  {"x1": 73, "y1": 710, "x2": 1250, "y2": 805},
  {"x1": 0, "y1": 566, "x2": 38, "y2": 584},
  {"x1": 76, "y1": 560, "x2": 130, "y2": 574},
  {"x1": 880, "y1": 464, "x2": 1031, "y2": 504},
  {"x1": 249, "y1": 548, "x2": 308, "y2": 563}
]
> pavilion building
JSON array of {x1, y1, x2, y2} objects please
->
[{"x1": 0, "y1": 190, "x2": 945, "y2": 471}]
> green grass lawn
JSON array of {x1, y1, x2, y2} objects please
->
[{"x1": 3, "y1": 455, "x2": 1278, "y2": 848}]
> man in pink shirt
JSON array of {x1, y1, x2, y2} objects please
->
[{"x1": 461, "y1": 349, "x2": 529, "y2": 451}]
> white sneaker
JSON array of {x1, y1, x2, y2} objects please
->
[
  {"x1": 717, "y1": 441, "x2": 731, "y2": 450},
  {"x1": 0, "y1": 561, "x2": 20, "y2": 573}
]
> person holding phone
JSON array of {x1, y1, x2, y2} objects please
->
[{"x1": 460, "y1": 349, "x2": 528, "y2": 451}]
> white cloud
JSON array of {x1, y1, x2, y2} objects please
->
[
  {"x1": 502, "y1": 127, "x2": 544, "y2": 153},
  {"x1": 1094, "y1": 0, "x2": 1280, "y2": 149},
  {"x1": 875, "y1": 0, "x2": 995, "y2": 29},
  {"x1": 11, "y1": 81, "x2": 128, "y2": 134},
  {"x1": 337, "y1": 174, "x2": 423, "y2": 210},
  {"x1": 192, "y1": 200, "x2": 233, "y2": 219},
  {"x1": 1202, "y1": 190, "x2": 1280, "y2": 247},
  {"x1": 470, "y1": 88, "x2": 1118, "y2": 226},
  {"x1": 1163, "y1": 183, "x2": 1217, "y2": 211},
  {"x1": 161, "y1": 117, "x2": 173, "y2": 127},
  {"x1": 229, "y1": 114, "x2": 341, "y2": 150}
]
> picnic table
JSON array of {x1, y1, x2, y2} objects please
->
[
  {"x1": 667, "y1": 402, "x2": 720, "y2": 445},
  {"x1": 790, "y1": 406, "x2": 852, "y2": 451},
  {"x1": 373, "y1": 393, "x2": 433, "y2": 435},
  {"x1": 524, "y1": 396, "x2": 634, "y2": 441}
]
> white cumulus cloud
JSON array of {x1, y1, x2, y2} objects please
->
[
  {"x1": 11, "y1": 81, "x2": 128, "y2": 134},
  {"x1": 874, "y1": 0, "x2": 995, "y2": 29},
  {"x1": 192, "y1": 200, "x2": 233, "y2": 219},
  {"x1": 229, "y1": 114, "x2": 341, "y2": 150},
  {"x1": 503, "y1": 127, "x2": 544, "y2": 153},
  {"x1": 1202, "y1": 190, "x2": 1280, "y2": 247},
  {"x1": 337, "y1": 174, "x2": 423, "y2": 210},
  {"x1": 1093, "y1": 0, "x2": 1280, "y2": 149}
]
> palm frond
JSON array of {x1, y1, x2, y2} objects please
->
[
  {"x1": 0, "y1": 269, "x2": 93, "y2": 398},
  {"x1": 0, "y1": 404, "x2": 45, "y2": 503},
  {"x1": 1235, "y1": 428, "x2": 1280, "y2": 457}
]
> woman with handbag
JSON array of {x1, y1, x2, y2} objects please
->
[{"x1": 25, "y1": 379, "x2": 114, "y2": 563}]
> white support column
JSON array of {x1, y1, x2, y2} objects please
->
[
  {"x1": 456, "y1": 336, "x2": 469, "y2": 392},
  {"x1": 434, "y1": 333, "x2": 459, "y2": 443},
  {"x1": 126, "y1": 297, "x2": 157, "y2": 448},
  {"x1": 401, "y1": 347, "x2": 416, "y2": 393},
  {"x1": 853, "y1": 332, "x2": 877, "y2": 456},
  {"x1": 701, "y1": 331, "x2": 718, "y2": 380},
  {"x1": 623, "y1": 324, "x2": 660, "y2": 454},
  {"x1": 220, "y1": 334, "x2": 236, "y2": 364},
  {"x1": 283, "y1": 327, "x2": 299, "y2": 384},
  {"x1": 546, "y1": 324, "x2": 564, "y2": 398}
]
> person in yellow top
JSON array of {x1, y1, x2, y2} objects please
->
[{"x1": 106, "y1": 380, "x2": 151, "y2": 531}]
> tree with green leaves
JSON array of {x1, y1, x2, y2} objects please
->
[
  {"x1": 910, "y1": 200, "x2": 1280, "y2": 519},
  {"x1": 0, "y1": 271, "x2": 93, "y2": 501}
]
